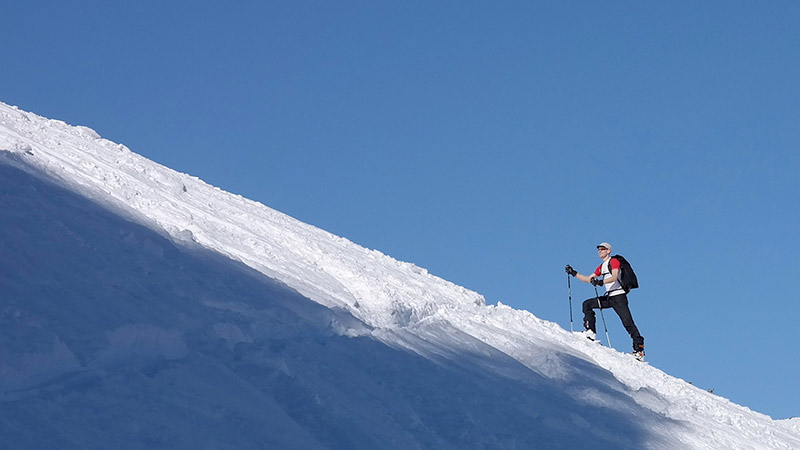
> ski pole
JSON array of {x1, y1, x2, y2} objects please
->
[
  {"x1": 594, "y1": 285, "x2": 612, "y2": 347},
  {"x1": 567, "y1": 274, "x2": 574, "y2": 332}
]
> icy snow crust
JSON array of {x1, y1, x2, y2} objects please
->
[{"x1": 1, "y1": 101, "x2": 798, "y2": 449}]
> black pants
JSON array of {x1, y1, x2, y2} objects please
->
[{"x1": 582, "y1": 293, "x2": 644, "y2": 351}]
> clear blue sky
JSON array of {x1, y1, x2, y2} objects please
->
[{"x1": 3, "y1": 2, "x2": 799, "y2": 419}]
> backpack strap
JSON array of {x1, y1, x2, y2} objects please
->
[
  {"x1": 606, "y1": 257, "x2": 617, "y2": 275},
  {"x1": 605, "y1": 257, "x2": 626, "y2": 295}
]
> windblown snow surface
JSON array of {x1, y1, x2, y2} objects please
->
[{"x1": 1, "y1": 101, "x2": 798, "y2": 450}]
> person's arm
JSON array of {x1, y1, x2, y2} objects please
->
[
  {"x1": 604, "y1": 268, "x2": 619, "y2": 285},
  {"x1": 566, "y1": 264, "x2": 607, "y2": 285},
  {"x1": 578, "y1": 264, "x2": 618, "y2": 285},
  {"x1": 575, "y1": 272, "x2": 594, "y2": 284},
  {"x1": 575, "y1": 265, "x2": 602, "y2": 284},
  {"x1": 601, "y1": 258, "x2": 621, "y2": 285}
]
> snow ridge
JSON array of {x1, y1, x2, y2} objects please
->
[
  {"x1": 0, "y1": 102, "x2": 483, "y2": 331},
  {"x1": 2, "y1": 101, "x2": 798, "y2": 449}
]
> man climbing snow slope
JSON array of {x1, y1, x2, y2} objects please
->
[{"x1": 565, "y1": 242, "x2": 645, "y2": 360}]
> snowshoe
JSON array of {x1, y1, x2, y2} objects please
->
[{"x1": 579, "y1": 329, "x2": 597, "y2": 342}]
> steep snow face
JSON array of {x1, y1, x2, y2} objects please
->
[
  {"x1": 0, "y1": 102, "x2": 483, "y2": 332},
  {"x1": 1, "y1": 101, "x2": 799, "y2": 450}
]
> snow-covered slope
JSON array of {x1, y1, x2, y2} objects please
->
[{"x1": 1, "y1": 101, "x2": 798, "y2": 449}]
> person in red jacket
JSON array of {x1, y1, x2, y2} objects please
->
[{"x1": 565, "y1": 242, "x2": 645, "y2": 358}]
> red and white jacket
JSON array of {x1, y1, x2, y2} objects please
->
[{"x1": 594, "y1": 257, "x2": 625, "y2": 297}]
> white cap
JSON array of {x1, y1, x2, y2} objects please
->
[{"x1": 597, "y1": 242, "x2": 612, "y2": 252}]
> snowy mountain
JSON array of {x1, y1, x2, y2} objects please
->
[{"x1": 1, "y1": 100, "x2": 798, "y2": 450}]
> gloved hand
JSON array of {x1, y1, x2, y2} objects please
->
[
  {"x1": 590, "y1": 277, "x2": 604, "y2": 286},
  {"x1": 565, "y1": 265, "x2": 577, "y2": 277}
]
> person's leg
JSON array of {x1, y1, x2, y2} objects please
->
[
  {"x1": 581, "y1": 298, "x2": 597, "y2": 332},
  {"x1": 610, "y1": 294, "x2": 644, "y2": 351},
  {"x1": 582, "y1": 295, "x2": 611, "y2": 333}
]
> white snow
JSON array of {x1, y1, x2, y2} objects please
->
[{"x1": 1, "y1": 100, "x2": 798, "y2": 449}]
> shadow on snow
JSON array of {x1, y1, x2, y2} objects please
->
[{"x1": 0, "y1": 156, "x2": 671, "y2": 450}]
